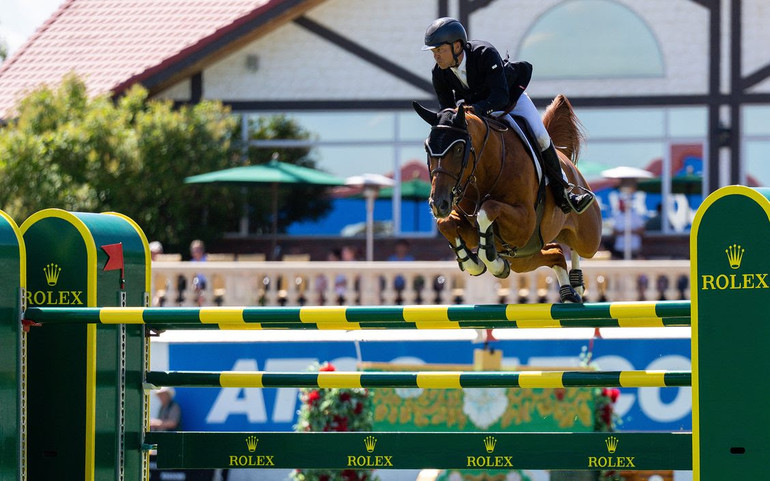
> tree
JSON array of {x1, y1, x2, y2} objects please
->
[
  {"x1": 0, "y1": 74, "x2": 332, "y2": 252},
  {"x1": 242, "y1": 115, "x2": 333, "y2": 234}
]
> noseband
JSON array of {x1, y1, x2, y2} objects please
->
[{"x1": 425, "y1": 121, "x2": 489, "y2": 205}]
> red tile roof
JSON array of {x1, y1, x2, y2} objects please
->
[{"x1": 0, "y1": 0, "x2": 318, "y2": 118}]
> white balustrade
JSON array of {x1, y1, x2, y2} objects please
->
[{"x1": 150, "y1": 260, "x2": 691, "y2": 307}]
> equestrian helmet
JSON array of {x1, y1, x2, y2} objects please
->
[{"x1": 423, "y1": 17, "x2": 467, "y2": 50}]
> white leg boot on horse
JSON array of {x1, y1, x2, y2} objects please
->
[
  {"x1": 414, "y1": 95, "x2": 602, "y2": 304},
  {"x1": 450, "y1": 238, "x2": 486, "y2": 276},
  {"x1": 477, "y1": 209, "x2": 511, "y2": 278}
]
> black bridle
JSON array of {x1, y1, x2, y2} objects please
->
[{"x1": 424, "y1": 119, "x2": 491, "y2": 208}]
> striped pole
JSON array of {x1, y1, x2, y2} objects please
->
[
  {"x1": 25, "y1": 300, "x2": 691, "y2": 330},
  {"x1": 145, "y1": 369, "x2": 691, "y2": 389}
]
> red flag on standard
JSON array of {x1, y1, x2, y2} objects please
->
[{"x1": 102, "y1": 243, "x2": 125, "y2": 288}]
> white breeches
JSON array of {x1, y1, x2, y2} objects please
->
[{"x1": 503, "y1": 93, "x2": 551, "y2": 152}]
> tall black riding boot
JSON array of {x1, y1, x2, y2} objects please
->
[{"x1": 541, "y1": 143, "x2": 595, "y2": 214}]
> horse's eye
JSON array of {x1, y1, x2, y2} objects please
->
[{"x1": 455, "y1": 144, "x2": 464, "y2": 154}]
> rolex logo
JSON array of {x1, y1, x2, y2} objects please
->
[
  {"x1": 364, "y1": 435, "x2": 377, "y2": 453},
  {"x1": 483, "y1": 436, "x2": 497, "y2": 453},
  {"x1": 44, "y1": 263, "x2": 61, "y2": 286},
  {"x1": 605, "y1": 435, "x2": 618, "y2": 454},
  {"x1": 726, "y1": 244, "x2": 744, "y2": 269},
  {"x1": 245, "y1": 435, "x2": 258, "y2": 452}
]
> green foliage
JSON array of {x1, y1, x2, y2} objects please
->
[
  {"x1": 0, "y1": 74, "x2": 332, "y2": 252},
  {"x1": 292, "y1": 362, "x2": 379, "y2": 481},
  {"x1": 243, "y1": 115, "x2": 332, "y2": 234}
]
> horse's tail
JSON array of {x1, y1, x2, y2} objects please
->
[{"x1": 542, "y1": 94, "x2": 585, "y2": 165}]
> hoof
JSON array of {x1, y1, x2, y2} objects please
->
[
  {"x1": 469, "y1": 263, "x2": 487, "y2": 277},
  {"x1": 492, "y1": 259, "x2": 511, "y2": 279},
  {"x1": 559, "y1": 284, "x2": 582, "y2": 303}
]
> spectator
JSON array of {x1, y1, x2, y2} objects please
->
[
  {"x1": 387, "y1": 239, "x2": 416, "y2": 302},
  {"x1": 190, "y1": 239, "x2": 208, "y2": 306},
  {"x1": 150, "y1": 387, "x2": 182, "y2": 431},
  {"x1": 336, "y1": 245, "x2": 360, "y2": 305},
  {"x1": 645, "y1": 203, "x2": 663, "y2": 231},
  {"x1": 315, "y1": 248, "x2": 342, "y2": 305},
  {"x1": 149, "y1": 241, "x2": 169, "y2": 307},
  {"x1": 611, "y1": 199, "x2": 645, "y2": 260},
  {"x1": 149, "y1": 241, "x2": 164, "y2": 261}
]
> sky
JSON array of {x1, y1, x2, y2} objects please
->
[{"x1": 0, "y1": 0, "x2": 63, "y2": 58}]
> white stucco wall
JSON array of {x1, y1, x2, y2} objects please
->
[{"x1": 158, "y1": 0, "x2": 770, "y2": 103}]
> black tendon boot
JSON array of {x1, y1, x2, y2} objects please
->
[{"x1": 541, "y1": 143, "x2": 595, "y2": 214}]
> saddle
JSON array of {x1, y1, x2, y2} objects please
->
[{"x1": 488, "y1": 114, "x2": 548, "y2": 258}]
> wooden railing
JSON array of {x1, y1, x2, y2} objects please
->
[{"x1": 150, "y1": 260, "x2": 691, "y2": 307}]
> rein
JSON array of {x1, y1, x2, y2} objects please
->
[{"x1": 428, "y1": 115, "x2": 506, "y2": 218}]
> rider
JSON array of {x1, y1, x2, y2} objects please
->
[{"x1": 422, "y1": 17, "x2": 595, "y2": 214}]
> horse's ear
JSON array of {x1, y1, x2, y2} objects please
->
[
  {"x1": 455, "y1": 101, "x2": 466, "y2": 125},
  {"x1": 412, "y1": 101, "x2": 439, "y2": 126}
]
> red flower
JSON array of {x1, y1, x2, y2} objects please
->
[
  {"x1": 354, "y1": 402, "x2": 363, "y2": 414},
  {"x1": 553, "y1": 388, "x2": 566, "y2": 401},
  {"x1": 319, "y1": 362, "x2": 336, "y2": 372},
  {"x1": 602, "y1": 387, "x2": 620, "y2": 403},
  {"x1": 333, "y1": 415, "x2": 349, "y2": 431},
  {"x1": 306, "y1": 390, "x2": 321, "y2": 405},
  {"x1": 339, "y1": 391, "x2": 351, "y2": 402},
  {"x1": 341, "y1": 469, "x2": 358, "y2": 481},
  {"x1": 608, "y1": 388, "x2": 620, "y2": 403},
  {"x1": 320, "y1": 474, "x2": 330, "y2": 481},
  {"x1": 601, "y1": 403, "x2": 613, "y2": 425}
]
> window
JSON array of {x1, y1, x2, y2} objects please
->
[{"x1": 519, "y1": 0, "x2": 664, "y2": 79}]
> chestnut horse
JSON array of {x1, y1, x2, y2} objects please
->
[{"x1": 412, "y1": 94, "x2": 601, "y2": 302}]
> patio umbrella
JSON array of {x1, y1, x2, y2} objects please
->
[
  {"x1": 345, "y1": 174, "x2": 394, "y2": 261},
  {"x1": 378, "y1": 177, "x2": 432, "y2": 231},
  {"x1": 185, "y1": 158, "x2": 344, "y2": 257}
]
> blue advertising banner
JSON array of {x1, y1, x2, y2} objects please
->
[{"x1": 164, "y1": 337, "x2": 691, "y2": 433}]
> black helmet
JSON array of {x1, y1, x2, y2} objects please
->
[{"x1": 423, "y1": 17, "x2": 467, "y2": 50}]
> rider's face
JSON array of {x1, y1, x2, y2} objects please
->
[{"x1": 431, "y1": 42, "x2": 461, "y2": 69}]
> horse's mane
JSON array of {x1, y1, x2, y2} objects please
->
[{"x1": 541, "y1": 94, "x2": 585, "y2": 165}]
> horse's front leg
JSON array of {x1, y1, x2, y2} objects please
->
[
  {"x1": 476, "y1": 201, "x2": 534, "y2": 278},
  {"x1": 436, "y1": 213, "x2": 486, "y2": 276}
]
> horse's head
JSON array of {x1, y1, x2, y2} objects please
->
[{"x1": 412, "y1": 101, "x2": 472, "y2": 218}]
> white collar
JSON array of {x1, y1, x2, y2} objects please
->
[{"x1": 450, "y1": 53, "x2": 468, "y2": 87}]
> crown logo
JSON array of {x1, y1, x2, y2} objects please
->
[
  {"x1": 483, "y1": 436, "x2": 497, "y2": 453},
  {"x1": 245, "y1": 435, "x2": 258, "y2": 452},
  {"x1": 44, "y1": 263, "x2": 61, "y2": 286},
  {"x1": 605, "y1": 435, "x2": 619, "y2": 454},
  {"x1": 364, "y1": 436, "x2": 377, "y2": 453},
  {"x1": 726, "y1": 244, "x2": 744, "y2": 269}
]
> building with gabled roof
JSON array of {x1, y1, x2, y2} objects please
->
[{"x1": 2, "y1": 0, "x2": 770, "y2": 240}]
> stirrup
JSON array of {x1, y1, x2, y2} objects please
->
[{"x1": 566, "y1": 185, "x2": 595, "y2": 214}]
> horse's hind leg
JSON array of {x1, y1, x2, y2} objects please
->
[
  {"x1": 533, "y1": 243, "x2": 582, "y2": 303},
  {"x1": 568, "y1": 250, "x2": 585, "y2": 297}
]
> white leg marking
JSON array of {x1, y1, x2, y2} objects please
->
[
  {"x1": 552, "y1": 265, "x2": 569, "y2": 288},
  {"x1": 477, "y1": 209, "x2": 508, "y2": 277}
]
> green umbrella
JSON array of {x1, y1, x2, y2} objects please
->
[
  {"x1": 185, "y1": 159, "x2": 344, "y2": 186},
  {"x1": 185, "y1": 159, "x2": 344, "y2": 256},
  {"x1": 378, "y1": 178, "x2": 432, "y2": 232},
  {"x1": 636, "y1": 174, "x2": 703, "y2": 195},
  {"x1": 377, "y1": 177, "x2": 432, "y2": 200}
]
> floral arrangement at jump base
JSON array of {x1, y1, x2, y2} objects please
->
[
  {"x1": 580, "y1": 344, "x2": 623, "y2": 481},
  {"x1": 292, "y1": 362, "x2": 379, "y2": 481}
]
